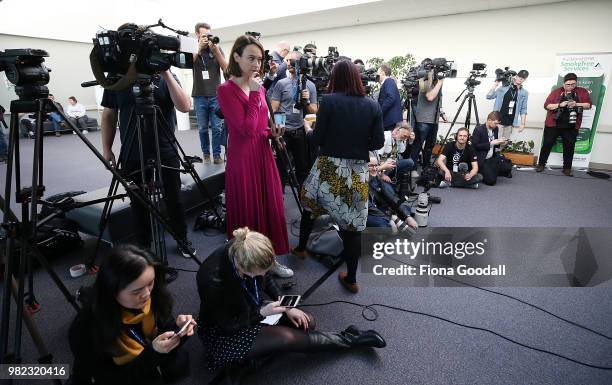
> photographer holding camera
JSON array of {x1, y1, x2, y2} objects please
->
[
  {"x1": 536, "y1": 73, "x2": 592, "y2": 176},
  {"x1": 263, "y1": 41, "x2": 291, "y2": 94},
  {"x1": 101, "y1": 66, "x2": 195, "y2": 257},
  {"x1": 486, "y1": 69, "x2": 529, "y2": 142},
  {"x1": 271, "y1": 51, "x2": 318, "y2": 187},
  {"x1": 411, "y1": 59, "x2": 449, "y2": 169},
  {"x1": 192, "y1": 22, "x2": 227, "y2": 164}
]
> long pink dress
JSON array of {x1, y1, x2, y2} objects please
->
[{"x1": 217, "y1": 80, "x2": 289, "y2": 255}]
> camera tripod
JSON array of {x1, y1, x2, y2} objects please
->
[
  {"x1": 437, "y1": 80, "x2": 481, "y2": 151},
  {"x1": 85, "y1": 75, "x2": 221, "y2": 274}
]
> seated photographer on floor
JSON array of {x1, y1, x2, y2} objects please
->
[
  {"x1": 436, "y1": 127, "x2": 483, "y2": 189},
  {"x1": 471, "y1": 111, "x2": 513, "y2": 185},
  {"x1": 377, "y1": 120, "x2": 415, "y2": 177},
  {"x1": 367, "y1": 154, "x2": 418, "y2": 232},
  {"x1": 197, "y1": 227, "x2": 386, "y2": 373},
  {"x1": 69, "y1": 245, "x2": 196, "y2": 385}
]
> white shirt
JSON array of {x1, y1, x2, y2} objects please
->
[
  {"x1": 377, "y1": 130, "x2": 407, "y2": 157},
  {"x1": 66, "y1": 103, "x2": 86, "y2": 118}
]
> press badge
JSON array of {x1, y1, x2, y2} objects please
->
[
  {"x1": 453, "y1": 164, "x2": 458, "y2": 172},
  {"x1": 508, "y1": 100, "x2": 515, "y2": 115},
  {"x1": 292, "y1": 107, "x2": 300, "y2": 114},
  {"x1": 202, "y1": 71, "x2": 210, "y2": 80}
]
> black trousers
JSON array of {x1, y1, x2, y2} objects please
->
[
  {"x1": 124, "y1": 156, "x2": 187, "y2": 247},
  {"x1": 68, "y1": 116, "x2": 89, "y2": 131},
  {"x1": 276, "y1": 128, "x2": 309, "y2": 188},
  {"x1": 538, "y1": 126, "x2": 578, "y2": 170}
]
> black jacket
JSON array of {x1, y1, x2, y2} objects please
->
[
  {"x1": 68, "y1": 305, "x2": 188, "y2": 385},
  {"x1": 196, "y1": 243, "x2": 283, "y2": 335},
  {"x1": 312, "y1": 92, "x2": 384, "y2": 161},
  {"x1": 378, "y1": 78, "x2": 403, "y2": 129},
  {"x1": 471, "y1": 123, "x2": 499, "y2": 165}
]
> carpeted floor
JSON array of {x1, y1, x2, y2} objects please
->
[{"x1": 1, "y1": 130, "x2": 612, "y2": 384}]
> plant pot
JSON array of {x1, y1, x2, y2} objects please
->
[{"x1": 502, "y1": 152, "x2": 537, "y2": 166}]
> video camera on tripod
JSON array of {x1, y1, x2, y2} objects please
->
[
  {"x1": 296, "y1": 46, "x2": 341, "y2": 96},
  {"x1": 465, "y1": 63, "x2": 487, "y2": 88},
  {"x1": 494, "y1": 66, "x2": 517, "y2": 87},
  {"x1": 90, "y1": 20, "x2": 195, "y2": 91}
]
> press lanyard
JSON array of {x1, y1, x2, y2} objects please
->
[
  {"x1": 126, "y1": 326, "x2": 146, "y2": 347},
  {"x1": 200, "y1": 54, "x2": 208, "y2": 71},
  {"x1": 231, "y1": 257, "x2": 261, "y2": 306}
]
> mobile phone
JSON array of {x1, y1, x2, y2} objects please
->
[
  {"x1": 279, "y1": 295, "x2": 301, "y2": 308},
  {"x1": 173, "y1": 320, "x2": 193, "y2": 338}
]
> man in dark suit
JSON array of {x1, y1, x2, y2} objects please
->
[
  {"x1": 471, "y1": 111, "x2": 507, "y2": 165},
  {"x1": 377, "y1": 63, "x2": 403, "y2": 132}
]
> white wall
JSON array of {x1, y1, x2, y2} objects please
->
[
  {"x1": 245, "y1": 0, "x2": 612, "y2": 166},
  {"x1": 0, "y1": 34, "x2": 97, "y2": 112}
]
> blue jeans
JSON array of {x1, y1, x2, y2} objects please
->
[
  {"x1": 0, "y1": 127, "x2": 7, "y2": 158},
  {"x1": 411, "y1": 122, "x2": 438, "y2": 167},
  {"x1": 367, "y1": 215, "x2": 390, "y2": 228},
  {"x1": 194, "y1": 96, "x2": 222, "y2": 156},
  {"x1": 48, "y1": 112, "x2": 62, "y2": 132}
]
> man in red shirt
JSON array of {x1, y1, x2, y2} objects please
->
[{"x1": 536, "y1": 73, "x2": 592, "y2": 176}]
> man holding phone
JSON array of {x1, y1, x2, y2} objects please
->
[{"x1": 192, "y1": 22, "x2": 228, "y2": 164}]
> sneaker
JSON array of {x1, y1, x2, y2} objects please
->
[
  {"x1": 55, "y1": 132, "x2": 61, "y2": 137},
  {"x1": 411, "y1": 170, "x2": 420, "y2": 178},
  {"x1": 438, "y1": 181, "x2": 450, "y2": 189},
  {"x1": 203, "y1": 154, "x2": 211, "y2": 163},
  {"x1": 213, "y1": 155, "x2": 223, "y2": 164},
  {"x1": 270, "y1": 262, "x2": 293, "y2": 278},
  {"x1": 468, "y1": 183, "x2": 479, "y2": 189},
  {"x1": 72, "y1": 131, "x2": 77, "y2": 135},
  {"x1": 82, "y1": 130, "x2": 89, "y2": 134},
  {"x1": 535, "y1": 164, "x2": 545, "y2": 173},
  {"x1": 177, "y1": 239, "x2": 196, "y2": 258}
]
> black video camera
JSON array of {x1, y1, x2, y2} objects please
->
[
  {"x1": 0, "y1": 49, "x2": 51, "y2": 100},
  {"x1": 464, "y1": 62, "x2": 487, "y2": 88},
  {"x1": 401, "y1": 66, "x2": 429, "y2": 97},
  {"x1": 91, "y1": 21, "x2": 194, "y2": 90},
  {"x1": 205, "y1": 34, "x2": 220, "y2": 45},
  {"x1": 554, "y1": 93, "x2": 583, "y2": 124},
  {"x1": 423, "y1": 58, "x2": 457, "y2": 80},
  {"x1": 296, "y1": 46, "x2": 341, "y2": 96},
  {"x1": 495, "y1": 67, "x2": 517, "y2": 87}
]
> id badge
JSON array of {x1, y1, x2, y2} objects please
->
[
  {"x1": 453, "y1": 164, "x2": 458, "y2": 173},
  {"x1": 202, "y1": 70, "x2": 210, "y2": 80},
  {"x1": 508, "y1": 100, "x2": 515, "y2": 115},
  {"x1": 292, "y1": 107, "x2": 300, "y2": 114}
]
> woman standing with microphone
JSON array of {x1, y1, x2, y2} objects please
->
[
  {"x1": 293, "y1": 60, "x2": 385, "y2": 293},
  {"x1": 217, "y1": 35, "x2": 292, "y2": 277}
]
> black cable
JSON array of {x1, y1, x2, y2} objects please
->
[
  {"x1": 170, "y1": 267, "x2": 199, "y2": 273},
  {"x1": 297, "y1": 300, "x2": 612, "y2": 370},
  {"x1": 385, "y1": 255, "x2": 612, "y2": 341}
]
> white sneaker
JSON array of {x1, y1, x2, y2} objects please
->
[
  {"x1": 72, "y1": 131, "x2": 77, "y2": 135},
  {"x1": 439, "y1": 181, "x2": 450, "y2": 188},
  {"x1": 388, "y1": 218, "x2": 398, "y2": 234},
  {"x1": 411, "y1": 170, "x2": 420, "y2": 178},
  {"x1": 83, "y1": 130, "x2": 89, "y2": 134},
  {"x1": 270, "y1": 262, "x2": 294, "y2": 278}
]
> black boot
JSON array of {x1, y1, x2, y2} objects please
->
[{"x1": 306, "y1": 326, "x2": 386, "y2": 351}]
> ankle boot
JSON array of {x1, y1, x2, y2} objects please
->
[{"x1": 306, "y1": 327, "x2": 386, "y2": 352}]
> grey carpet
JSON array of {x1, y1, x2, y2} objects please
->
[{"x1": 1, "y1": 130, "x2": 612, "y2": 384}]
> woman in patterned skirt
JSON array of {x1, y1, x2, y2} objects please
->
[
  {"x1": 293, "y1": 60, "x2": 385, "y2": 293},
  {"x1": 197, "y1": 227, "x2": 386, "y2": 373}
]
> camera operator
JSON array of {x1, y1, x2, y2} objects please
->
[
  {"x1": 192, "y1": 22, "x2": 227, "y2": 164},
  {"x1": 377, "y1": 63, "x2": 402, "y2": 131},
  {"x1": 436, "y1": 127, "x2": 483, "y2": 189},
  {"x1": 486, "y1": 70, "x2": 529, "y2": 142},
  {"x1": 101, "y1": 68, "x2": 195, "y2": 257},
  {"x1": 536, "y1": 73, "x2": 592, "y2": 176},
  {"x1": 271, "y1": 51, "x2": 318, "y2": 187},
  {"x1": 411, "y1": 59, "x2": 448, "y2": 169},
  {"x1": 263, "y1": 41, "x2": 291, "y2": 94}
]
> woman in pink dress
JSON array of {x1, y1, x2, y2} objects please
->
[{"x1": 217, "y1": 35, "x2": 290, "y2": 262}]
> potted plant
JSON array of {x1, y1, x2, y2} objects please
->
[{"x1": 501, "y1": 140, "x2": 537, "y2": 166}]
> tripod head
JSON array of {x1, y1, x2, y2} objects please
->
[{"x1": 0, "y1": 49, "x2": 51, "y2": 101}]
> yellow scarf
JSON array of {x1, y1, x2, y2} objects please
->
[{"x1": 113, "y1": 298, "x2": 156, "y2": 365}]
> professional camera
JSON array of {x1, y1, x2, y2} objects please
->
[
  {"x1": 494, "y1": 66, "x2": 517, "y2": 87},
  {"x1": 0, "y1": 49, "x2": 50, "y2": 99},
  {"x1": 423, "y1": 57, "x2": 457, "y2": 80},
  {"x1": 205, "y1": 34, "x2": 220, "y2": 45},
  {"x1": 554, "y1": 93, "x2": 584, "y2": 124},
  {"x1": 464, "y1": 62, "x2": 487, "y2": 88},
  {"x1": 296, "y1": 46, "x2": 341, "y2": 95},
  {"x1": 90, "y1": 20, "x2": 194, "y2": 89},
  {"x1": 401, "y1": 66, "x2": 428, "y2": 98}
]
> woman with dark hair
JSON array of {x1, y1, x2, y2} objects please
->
[
  {"x1": 68, "y1": 245, "x2": 196, "y2": 385},
  {"x1": 197, "y1": 227, "x2": 385, "y2": 374},
  {"x1": 217, "y1": 35, "x2": 292, "y2": 277},
  {"x1": 293, "y1": 60, "x2": 385, "y2": 293}
]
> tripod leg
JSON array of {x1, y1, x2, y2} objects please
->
[
  {"x1": 471, "y1": 95, "x2": 481, "y2": 127},
  {"x1": 87, "y1": 176, "x2": 121, "y2": 269}
]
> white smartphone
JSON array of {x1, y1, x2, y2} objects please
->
[{"x1": 173, "y1": 320, "x2": 193, "y2": 338}]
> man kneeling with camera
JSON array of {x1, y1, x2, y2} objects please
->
[{"x1": 436, "y1": 127, "x2": 483, "y2": 189}]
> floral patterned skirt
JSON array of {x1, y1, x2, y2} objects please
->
[{"x1": 301, "y1": 156, "x2": 369, "y2": 231}]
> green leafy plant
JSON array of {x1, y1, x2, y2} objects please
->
[
  {"x1": 501, "y1": 140, "x2": 535, "y2": 154},
  {"x1": 366, "y1": 54, "x2": 416, "y2": 99},
  {"x1": 436, "y1": 135, "x2": 453, "y2": 146}
]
